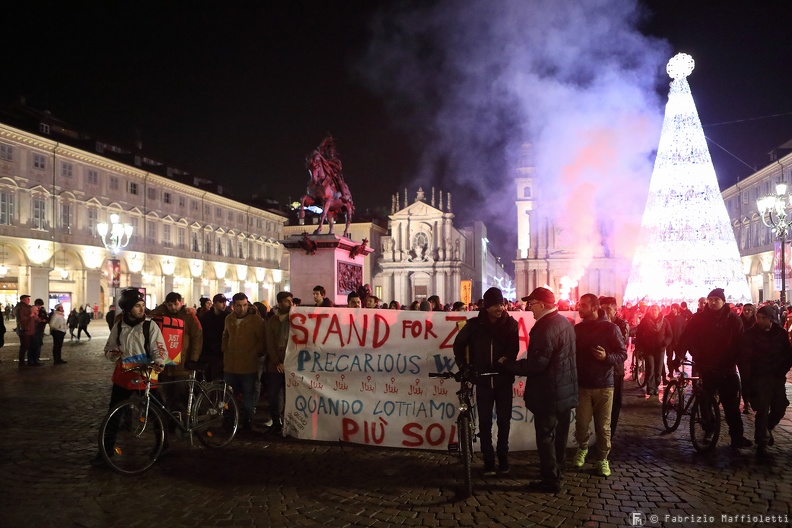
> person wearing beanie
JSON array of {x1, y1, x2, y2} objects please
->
[
  {"x1": 91, "y1": 288, "x2": 167, "y2": 467},
  {"x1": 740, "y1": 304, "x2": 792, "y2": 458},
  {"x1": 680, "y1": 288, "x2": 752, "y2": 449},
  {"x1": 453, "y1": 287, "x2": 518, "y2": 476}
]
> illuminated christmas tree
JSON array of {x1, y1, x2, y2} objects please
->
[{"x1": 623, "y1": 53, "x2": 751, "y2": 305}]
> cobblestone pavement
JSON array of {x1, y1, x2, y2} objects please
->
[{"x1": 1, "y1": 326, "x2": 792, "y2": 528}]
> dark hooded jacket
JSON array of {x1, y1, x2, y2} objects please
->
[
  {"x1": 636, "y1": 313, "x2": 672, "y2": 354},
  {"x1": 453, "y1": 309, "x2": 519, "y2": 389},
  {"x1": 681, "y1": 304, "x2": 743, "y2": 376},
  {"x1": 739, "y1": 321, "x2": 792, "y2": 395},
  {"x1": 574, "y1": 312, "x2": 627, "y2": 389},
  {"x1": 501, "y1": 310, "x2": 578, "y2": 415}
]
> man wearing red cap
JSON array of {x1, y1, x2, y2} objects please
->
[{"x1": 499, "y1": 287, "x2": 577, "y2": 493}]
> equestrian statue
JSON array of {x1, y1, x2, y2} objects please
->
[{"x1": 300, "y1": 135, "x2": 355, "y2": 237}]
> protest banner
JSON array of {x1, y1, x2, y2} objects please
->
[{"x1": 283, "y1": 307, "x2": 585, "y2": 451}]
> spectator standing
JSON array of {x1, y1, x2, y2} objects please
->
[
  {"x1": 740, "y1": 305, "x2": 792, "y2": 459},
  {"x1": 91, "y1": 288, "x2": 167, "y2": 466},
  {"x1": 572, "y1": 294, "x2": 626, "y2": 477},
  {"x1": 453, "y1": 287, "x2": 518, "y2": 476},
  {"x1": 196, "y1": 297, "x2": 212, "y2": 319},
  {"x1": 347, "y1": 291, "x2": 362, "y2": 308},
  {"x1": 635, "y1": 305, "x2": 672, "y2": 396},
  {"x1": 77, "y1": 307, "x2": 92, "y2": 340},
  {"x1": 666, "y1": 303, "x2": 687, "y2": 375},
  {"x1": 199, "y1": 294, "x2": 230, "y2": 382},
  {"x1": 265, "y1": 291, "x2": 293, "y2": 434},
  {"x1": 499, "y1": 287, "x2": 577, "y2": 493},
  {"x1": 152, "y1": 292, "x2": 203, "y2": 417},
  {"x1": 312, "y1": 285, "x2": 334, "y2": 307},
  {"x1": 223, "y1": 292, "x2": 266, "y2": 430},
  {"x1": 67, "y1": 309, "x2": 79, "y2": 340},
  {"x1": 49, "y1": 304, "x2": 68, "y2": 364},
  {"x1": 15, "y1": 295, "x2": 35, "y2": 366},
  {"x1": 600, "y1": 297, "x2": 629, "y2": 437},
  {"x1": 92, "y1": 303, "x2": 99, "y2": 320},
  {"x1": 681, "y1": 288, "x2": 752, "y2": 449},
  {"x1": 28, "y1": 298, "x2": 48, "y2": 366}
]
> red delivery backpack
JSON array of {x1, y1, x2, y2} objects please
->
[{"x1": 151, "y1": 314, "x2": 185, "y2": 366}]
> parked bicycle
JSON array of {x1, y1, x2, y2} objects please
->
[
  {"x1": 661, "y1": 359, "x2": 721, "y2": 452},
  {"x1": 428, "y1": 369, "x2": 497, "y2": 498},
  {"x1": 98, "y1": 363, "x2": 239, "y2": 475},
  {"x1": 630, "y1": 345, "x2": 646, "y2": 389}
]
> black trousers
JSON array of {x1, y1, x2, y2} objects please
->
[
  {"x1": 475, "y1": 383, "x2": 512, "y2": 467},
  {"x1": 751, "y1": 376, "x2": 789, "y2": 446},
  {"x1": 610, "y1": 374, "x2": 624, "y2": 436},
  {"x1": 702, "y1": 371, "x2": 744, "y2": 440},
  {"x1": 533, "y1": 408, "x2": 573, "y2": 485}
]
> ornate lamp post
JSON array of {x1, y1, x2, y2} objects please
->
[
  {"x1": 97, "y1": 213, "x2": 133, "y2": 256},
  {"x1": 97, "y1": 213, "x2": 134, "y2": 304},
  {"x1": 757, "y1": 183, "x2": 791, "y2": 304}
]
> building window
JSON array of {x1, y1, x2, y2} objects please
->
[
  {"x1": 87, "y1": 208, "x2": 98, "y2": 236},
  {"x1": 0, "y1": 143, "x2": 12, "y2": 162},
  {"x1": 238, "y1": 241, "x2": 244, "y2": 259},
  {"x1": 215, "y1": 207, "x2": 222, "y2": 219},
  {"x1": 130, "y1": 217, "x2": 139, "y2": 234},
  {"x1": 178, "y1": 228, "x2": 185, "y2": 249},
  {"x1": 192, "y1": 232, "x2": 200, "y2": 252},
  {"x1": 191, "y1": 200, "x2": 199, "y2": 211},
  {"x1": 163, "y1": 224, "x2": 171, "y2": 247},
  {"x1": 87, "y1": 170, "x2": 99, "y2": 185},
  {"x1": 0, "y1": 191, "x2": 14, "y2": 225},
  {"x1": 204, "y1": 233, "x2": 212, "y2": 255},
  {"x1": 60, "y1": 203, "x2": 71, "y2": 231},
  {"x1": 204, "y1": 204, "x2": 210, "y2": 217},
  {"x1": 40, "y1": 123, "x2": 50, "y2": 134},
  {"x1": 217, "y1": 237, "x2": 223, "y2": 256},
  {"x1": 32, "y1": 197, "x2": 47, "y2": 230},
  {"x1": 179, "y1": 196, "x2": 185, "y2": 208},
  {"x1": 228, "y1": 210, "x2": 234, "y2": 222},
  {"x1": 147, "y1": 187, "x2": 157, "y2": 201},
  {"x1": 110, "y1": 175, "x2": 119, "y2": 190},
  {"x1": 33, "y1": 154, "x2": 46, "y2": 170},
  {"x1": 238, "y1": 213, "x2": 244, "y2": 224},
  {"x1": 129, "y1": 182, "x2": 139, "y2": 195},
  {"x1": 257, "y1": 244, "x2": 262, "y2": 261},
  {"x1": 146, "y1": 221, "x2": 156, "y2": 245},
  {"x1": 163, "y1": 192, "x2": 171, "y2": 204},
  {"x1": 523, "y1": 186, "x2": 531, "y2": 198},
  {"x1": 61, "y1": 162, "x2": 73, "y2": 179}
]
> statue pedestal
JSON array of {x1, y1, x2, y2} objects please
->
[{"x1": 281, "y1": 234, "x2": 373, "y2": 306}]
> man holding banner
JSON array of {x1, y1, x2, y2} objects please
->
[
  {"x1": 499, "y1": 287, "x2": 578, "y2": 493},
  {"x1": 453, "y1": 287, "x2": 518, "y2": 476}
]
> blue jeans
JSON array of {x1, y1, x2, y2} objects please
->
[
  {"x1": 224, "y1": 372, "x2": 258, "y2": 424},
  {"x1": 265, "y1": 372, "x2": 285, "y2": 427}
]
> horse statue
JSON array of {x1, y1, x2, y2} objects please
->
[{"x1": 300, "y1": 136, "x2": 355, "y2": 237}]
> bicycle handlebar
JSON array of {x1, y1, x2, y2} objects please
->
[{"x1": 428, "y1": 370, "x2": 500, "y2": 383}]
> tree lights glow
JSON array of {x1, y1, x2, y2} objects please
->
[{"x1": 623, "y1": 54, "x2": 751, "y2": 305}]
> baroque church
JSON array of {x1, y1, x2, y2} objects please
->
[{"x1": 373, "y1": 188, "x2": 510, "y2": 306}]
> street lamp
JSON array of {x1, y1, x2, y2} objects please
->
[
  {"x1": 97, "y1": 213, "x2": 134, "y2": 307},
  {"x1": 757, "y1": 182, "x2": 792, "y2": 304},
  {"x1": 97, "y1": 213, "x2": 133, "y2": 256}
]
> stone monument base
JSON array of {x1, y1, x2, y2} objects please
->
[{"x1": 281, "y1": 233, "x2": 373, "y2": 306}]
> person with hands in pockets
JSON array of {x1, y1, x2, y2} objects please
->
[{"x1": 90, "y1": 288, "x2": 166, "y2": 467}]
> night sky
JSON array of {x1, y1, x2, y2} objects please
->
[{"x1": 3, "y1": 1, "x2": 792, "y2": 275}]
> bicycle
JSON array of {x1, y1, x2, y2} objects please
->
[
  {"x1": 630, "y1": 345, "x2": 646, "y2": 389},
  {"x1": 661, "y1": 359, "x2": 721, "y2": 452},
  {"x1": 428, "y1": 369, "x2": 497, "y2": 498},
  {"x1": 98, "y1": 364, "x2": 240, "y2": 475}
]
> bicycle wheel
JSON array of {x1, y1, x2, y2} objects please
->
[
  {"x1": 662, "y1": 381, "x2": 683, "y2": 432},
  {"x1": 99, "y1": 398, "x2": 165, "y2": 475},
  {"x1": 630, "y1": 355, "x2": 637, "y2": 382},
  {"x1": 690, "y1": 394, "x2": 721, "y2": 452},
  {"x1": 458, "y1": 414, "x2": 473, "y2": 498},
  {"x1": 636, "y1": 357, "x2": 646, "y2": 388},
  {"x1": 193, "y1": 385, "x2": 239, "y2": 448}
]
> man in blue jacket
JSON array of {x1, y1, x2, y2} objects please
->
[
  {"x1": 499, "y1": 287, "x2": 577, "y2": 493},
  {"x1": 572, "y1": 294, "x2": 627, "y2": 477}
]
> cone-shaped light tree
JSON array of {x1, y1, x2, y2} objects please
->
[{"x1": 623, "y1": 53, "x2": 751, "y2": 305}]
